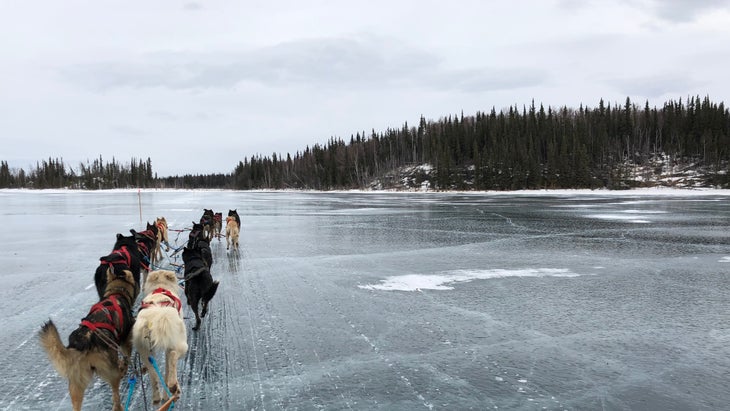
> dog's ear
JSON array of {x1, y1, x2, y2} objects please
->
[
  {"x1": 121, "y1": 269, "x2": 134, "y2": 283},
  {"x1": 105, "y1": 266, "x2": 116, "y2": 283},
  {"x1": 116, "y1": 233, "x2": 123, "y2": 240},
  {"x1": 166, "y1": 271, "x2": 176, "y2": 283}
]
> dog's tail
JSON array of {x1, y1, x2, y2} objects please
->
[
  {"x1": 39, "y1": 320, "x2": 81, "y2": 379},
  {"x1": 204, "y1": 281, "x2": 220, "y2": 302}
]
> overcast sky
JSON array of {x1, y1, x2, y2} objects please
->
[{"x1": 2, "y1": 0, "x2": 729, "y2": 176}]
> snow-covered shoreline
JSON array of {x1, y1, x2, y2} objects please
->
[{"x1": 2, "y1": 187, "x2": 730, "y2": 196}]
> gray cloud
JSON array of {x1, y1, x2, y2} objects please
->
[
  {"x1": 59, "y1": 36, "x2": 546, "y2": 94},
  {"x1": 432, "y1": 68, "x2": 547, "y2": 93},
  {"x1": 606, "y1": 72, "x2": 703, "y2": 98},
  {"x1": 648, "y1": 0, "x2": 730, "y2": 22},
  {"x1": 183, "y1": 2, "x2": 202, "y2": 11},
  {"x1": 111, "y1": 124, "x2": 146, "y2": 136},
  {"x1": 557, "y1": 0, "x2": 730, "y2": 23}
]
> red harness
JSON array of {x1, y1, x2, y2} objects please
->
[
  {"x1": 156, "y1": 221, "x2": 167, "y2": 235},
  {"x1": 140, "y1": 288, "x2": 182, "y2": 314},
  {"x1": 101, "y1": 246, "x2": 132, "y2": 267},
  {"x1": 80, "y1": 296, "x2": 125, "y2": 341}
]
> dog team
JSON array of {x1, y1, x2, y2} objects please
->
[
  {"x1": 199, "y1": 208, "x2": 241, "y2": 250},
  {"x1": 38, "y1": 210, "x2": 240, "y2": 411}
]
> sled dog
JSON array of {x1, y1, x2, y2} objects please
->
[
  {"x1": 182, "y1": 246, "x2": 219, "y2": 330},
  {"x1": 94, "y1": 233, "x2": 142, "y2": 301},
  {"x1": 39, "y1": 267, "x2": 138, "y2": 411},
  {"x1": 155, "y1": 217, "x2": 170, "y2": 260},
  {"x1": 226, "y1": 215, "x2": 239, "y2": 250},
  {"x1": 133, "y1": 269, "x2": 187, "y2": 405}
]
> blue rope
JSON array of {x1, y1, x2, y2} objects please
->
[
  {"x1": 148, "y1": 355, "x2": 175, "y2": 410},
  {"x1": 124, "y1": 375, "x2": 136, "y2": 411}
]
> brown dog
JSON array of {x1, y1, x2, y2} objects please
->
[
  {"x1": 154, "y1": 217, "x2": 170, "y2": 263},
  {"x1": 39, "y1": 267, "x2": 139, "y2": 411},
  {"x1": 226, "y1": 215, "x2": 239, "y2": 250}
]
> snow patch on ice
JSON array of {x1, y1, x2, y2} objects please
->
[
  {"x1": 585, "y1": 213, "x2": 652, "y2": 223},
  {"x1": 358, "y1": 268, "x2": 580, "y2": 291},
  {"x1": 719, "y1": 256, "x2": 730, "y2": 263}
]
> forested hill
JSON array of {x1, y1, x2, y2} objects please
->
[
  {"x1": 232, "y1": 96, "x2": 729, "y2": 190},
  {"x1": 2, "y1": 96, "x2": 729, "y2": 190}
]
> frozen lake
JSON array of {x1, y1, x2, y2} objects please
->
[{"x1": 0, "y1": 189, "x2": 728, "y2": 410}]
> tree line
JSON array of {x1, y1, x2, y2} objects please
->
[
  {"x1": 0, "y1": 156, "x2": 154, "y2": 189},
  {"x1": 2, "y1": 96, "x2": 728, "y2": 190},
  {"x1": 233, "y1": 96, "x2": 729, "y2": 190}
]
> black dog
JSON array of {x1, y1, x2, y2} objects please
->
[
  {"x1": 188, "y1": 222, "x2": 212, "y2": 268},
  {"x1": 94, "y1": 233, "x2": 142, "y2": 301},
  {"x1": 228, "y1": 209, "x2": 241, "y2": 229},
  {"x1": 200, "y1": 209, "x2": 215, "y2": 241},
  {"x1": 182, "y1": 246, "x2": 219, "y2": 331},
  {"x1": 132, "y1": 224, "x2": 159, "y2": 284}
]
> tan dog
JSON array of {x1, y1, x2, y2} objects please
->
[
  {"x1": 226, "y1": 216, "x2": 239, "y2": 250},
  {"x1": 132, "y1": 269, "x2": 187, "y2": 405},
  {"x1": 39, "y1": 268, "x2": 139, "y2": 411},
  {"x1": 154, "y1": 217, "x2": 169, "y2": 263}
]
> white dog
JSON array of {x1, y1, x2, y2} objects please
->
[
  {"x1": 132, "y1": 270, "x2": 187, "y2": 405},
  {"x1": 225, "y1": 216, "x2": 239, "y2": 250}
]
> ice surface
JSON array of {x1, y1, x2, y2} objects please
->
[{"x1": 0, "y1": 189, "x2": 728, "y2": 410}]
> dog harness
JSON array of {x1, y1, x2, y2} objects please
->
[
  {"x1": 80, "y1": 296, "x2": 126, "y2": 342},
  {"x1": 140, "y1": 288, "x2": 182, "y2": 314},
  {"x1": 135, "y1": 242, "x2": 151, "y2": 271},
  {"x1": 100, "y1": 246, "x2": 132, "y2": 268}
]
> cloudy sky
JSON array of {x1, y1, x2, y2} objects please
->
[{"x1": 2, "y1": 0, "x2": 729, "y2": 176}]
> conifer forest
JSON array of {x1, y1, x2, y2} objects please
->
[{"x1": 2, "y1": 96, "x2": 728, "y2": 190}]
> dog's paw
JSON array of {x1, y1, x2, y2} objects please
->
[{"x1": 169, "y1": 383, "x2": 181, "y2": 397}]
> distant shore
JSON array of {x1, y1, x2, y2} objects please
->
[{"x1": 3, "y1": 187, "x2": 730, "y2": 196}]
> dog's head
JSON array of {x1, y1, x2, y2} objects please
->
[
  {"x1": 100, "y1": 233, "x2": 138, "y2": 268},
  {"x1": 145, "y1": 222, "x2": 159, "y2": 237},
  {"x1": 130, "y1": 229, "x2": 156, "y2": 257},
  {"x1": 228, "y1": 209, "x2": 238, "y2": 217},
  {"x1": 182, "y1": 246, "x2": 202, "y2": 262},
  {"x1": 188, "y1": 222, "x2": 204, "y2": 245},
  {"x1": 143, "y1": 269, "x2": 179, "y2": 296},
  {"x1": 113, "y1": 233, "x2": 138, "y2": 251},
  {"x1": 103, "y1": 267, "x2": 139, "y2": 302}
]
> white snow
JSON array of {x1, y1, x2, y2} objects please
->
[
  {"x1": 358, "y1": 268, "x2": 580, "y2": 291},
  {"x1": 719, "y1": 257, "x2": 730, "y2": 263},
  {"x1": 585, "y1": 214, "x2": 652, "y2": 223}
]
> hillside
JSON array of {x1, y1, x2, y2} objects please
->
[{"x1": 373, "y1": 155, "x2": 728, "y2": 191}]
